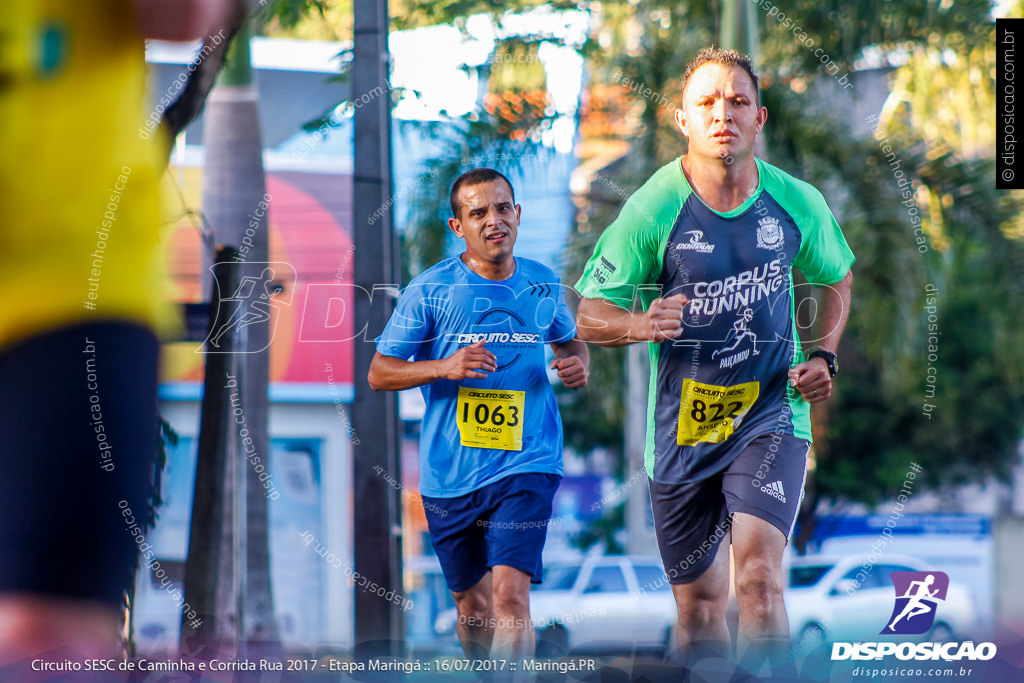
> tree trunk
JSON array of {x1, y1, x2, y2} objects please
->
[{"x1": 183, "y1": 17, "x2": 278, "y2": 650}]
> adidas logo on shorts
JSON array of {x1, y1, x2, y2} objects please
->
[{"x1": 760, "y1": 480, "x2": 787, "y2": 503}]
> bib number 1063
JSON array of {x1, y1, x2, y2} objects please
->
[
  {"x1": 457, "y1": 387, "x2": 526, "y2": 451},
  {"x1": 462, "y1": 402, "x2": 519, "y2": 427}
]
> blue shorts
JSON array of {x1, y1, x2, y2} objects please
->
[{"x1": 421, "y1": 472, "x2": 561, "y2": 593}]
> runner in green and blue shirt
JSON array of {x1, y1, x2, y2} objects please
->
[
  {"x1": 577, "y1": 155, "x2": 854, "y2": 484},
  {"x1": 575, "y1": 48, "x2": 854, "y2": 675}
]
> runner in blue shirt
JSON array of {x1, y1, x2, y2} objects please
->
[{"x1": 369, "y1": 168, "x2": 589, "y2": 660}]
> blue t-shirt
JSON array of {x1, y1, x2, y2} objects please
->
[{"x1": 376, "y1": 256, "x2": 576, "y2": 497}]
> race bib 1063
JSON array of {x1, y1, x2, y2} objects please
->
[
  {"x1": 457, "y1": 387, "x2": 525, "y2": 451},
  {"x1": 676, "y1": 379, "x2": 759, "y2": 446}
]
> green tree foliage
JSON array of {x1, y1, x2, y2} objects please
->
[
  {"x1": 258, "y1": 0, "x2": 580, "y2": 40},
  {"x1": 389, "y1": 0, "x2": 580, "y2": 31},
  {"x1": 261, "y1": 0, "x2": 331, "y2": 25},
  {"x1": 757, "y1": 0, "x2": 994, "y2": 75},
  {"x1": 488, "y1": 38, "x2": 548, "y2": 93},
  {"x1": 258, "y1": 0, "x2": 339, "y2": 38},
  {"x1": 572, "y1": 502, "x2": 626, "y2": 554}
]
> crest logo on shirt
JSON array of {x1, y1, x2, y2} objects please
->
[
  {"x1": 676, "y1": 230, "x2": 715, "y2": 254},
  {"x1": 756, "y1": 217, "x2": 784, "y2": 250}
]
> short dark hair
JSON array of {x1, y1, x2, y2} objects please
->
[
  {"x1": 681, "y1": 47, "x2": 760, "y2": 105},
  {"x1": 449, "y1": 168, "x2": 516, "y2": 219}
]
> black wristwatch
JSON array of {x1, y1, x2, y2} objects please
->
[{"x1": 807, "y1": 349, "x2": 838, "y2": 377}]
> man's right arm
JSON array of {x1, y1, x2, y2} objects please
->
[
  {"x1": 134, "y1": 0, "x2": 241, "y2": 41},
  {"x1": 576, "y1": 294, "x2": 691, "y2": 347},
  {"x1": 367, "y1": 340, "x2": 496, "y2": 392}
]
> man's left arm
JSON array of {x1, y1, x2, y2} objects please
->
[
  {"x1": 549, "y1": 339, "x2": 590, "y2": 389},
  {"x1": 788, "y1": 270, "x2": 853, "y2": 404}
]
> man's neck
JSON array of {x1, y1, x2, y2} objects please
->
[
  {"x1": 680, "y1": 154, "x2": 760, "y2": 213},
  {"x1": 460, "y1": 253, "x2": 516, "y2": 281}
]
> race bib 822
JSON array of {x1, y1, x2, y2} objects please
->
[{"x1": 676, "y1": 379, "x2": 759, "y2": 446}]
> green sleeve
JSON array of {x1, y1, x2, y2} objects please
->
[
  {"x1": 766, "y1": 164, "x2": 855, "y2": 285},
  {"x1": 575, "y1": 160, "x2": 684, "y2": 308}
]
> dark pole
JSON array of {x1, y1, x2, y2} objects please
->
[
  {"x1": 352, "y1": 0, "x2": 403, "y2": 656},
  {"x1": 720, "y1": 0, "x2": 759, "y2": 62}
]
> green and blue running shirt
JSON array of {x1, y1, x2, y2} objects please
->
[{"x1": 576, "y1": 157, "x2": 855, "y2": 484}]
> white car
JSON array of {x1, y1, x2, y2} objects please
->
[
  {"x1": 436, "y1": 555, "x2": 678, "y2": 655},
  {"x1": 784, "y1": 554, "x2": 977, "y2": 652}
]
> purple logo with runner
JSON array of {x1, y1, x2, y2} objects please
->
[{"x1": 880, "y1": 571, "x2": 949, "y2": 635}]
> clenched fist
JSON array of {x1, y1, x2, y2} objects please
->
[
  {"x1": 441, "y1": 339, "x2": 497, "y2": 380},
  {"x1": 788, "y1": 358, "x2": 831, "y2": 404},
  {"x1": 640, "y1": 293, "x2": 690, "y2": 342},
  {"x1": 551, "y1": 355, "x2": 589, "y2": 389}
]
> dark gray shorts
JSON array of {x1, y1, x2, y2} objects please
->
[{"x1": 650, "y1": 432, "x2": 810, "y2": 584}]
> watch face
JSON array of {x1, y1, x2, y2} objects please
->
[{"x1": 810, "y1": 350, "x2": 837, "y2": 376}]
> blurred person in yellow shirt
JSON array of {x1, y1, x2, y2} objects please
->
[{"x1": 0, "y1": 0, "x2": 236, "y2": 662}]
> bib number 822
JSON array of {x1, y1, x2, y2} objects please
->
[
  {"x1": 690, "y1": 399, "x2": 743, "y2": 423},
  {"x1": 676, "y1": 379, "x2": 759, "y2": 446}
]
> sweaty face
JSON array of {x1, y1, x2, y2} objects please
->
[
  {"x1": 677, "y1": 63, "x2": 766, "y2": 163},
  {"x1": 448, "y1": 180, "x2": 520, "y2": 268}
]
